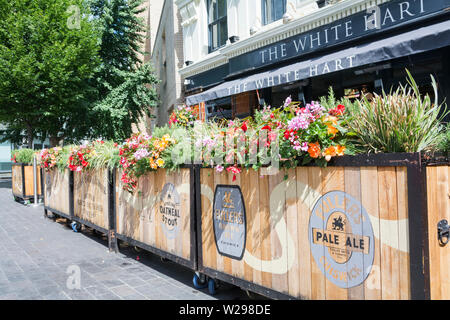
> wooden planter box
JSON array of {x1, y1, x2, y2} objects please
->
[
  {"x1": 12, "y1": 163, "x2": 42, "y2": 201},
  {"x1": 196, "y1": 153, "x2": 449, "y2": 300},
  {"x1": 43, "y1": 168, "x2": 71, "y2": 219},
  {"x1": 72, "y1": 169, "x2": 114, "y2": 235},
  {"x1": 114, "y1": 167, "x2": 197, "y2": 269},
  {"x1": 426, "y1": 160, "x2": 450, "y2": 300}
]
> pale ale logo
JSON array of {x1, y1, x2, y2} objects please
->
[
  {"x1": 309, "y1": 191, "x2": 374, "y2": 288},
  {"x1": 213, "y1": 185, "x2": 246, "y2": 260},
  {"x1": 159, "y1": 183, "x2": 181, "y2": 239}
]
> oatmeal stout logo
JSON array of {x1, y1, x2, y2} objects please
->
[
  {"x1": 159, "y1": 183, "x2": 181, "y2": 239},
  {"x1": 213, "y1": 185, "x2": 246, "y2": 260},
  {"x1": 309, "y1": 191, "x2": 374, "y2": 288}
]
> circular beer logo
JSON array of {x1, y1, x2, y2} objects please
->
[
  {"x1": 159, "y1": 183, "x2": 181, "y2": 239},
  {"x1": 309, "y1": 191, "x2": 374, "y2": 288}
]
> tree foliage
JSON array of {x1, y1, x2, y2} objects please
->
[
  {"x1": 0, "y1": 0, "x2": 100, "y2": 147},
  {"x1": 87, "y1": 0, "x2": 159, "y2": 140}
]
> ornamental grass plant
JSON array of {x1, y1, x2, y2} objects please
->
[
  {"x1": 11, "y1": 149, "x2": 36, "y2": 164},
  {"x1": 347, "y1": 70, "x2": 448, "y2": 153}
]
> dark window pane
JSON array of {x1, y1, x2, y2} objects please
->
[
  {"x1": 218, "y1": 0, "x2": 227, "y2": 18},
  {"x1": 219, "y1": 19, "x2": 228, "y2": 47},
  {"x1": 262, "y1": 0, "x2": 285, "y2": 25},
  {"x1": 274, "y1": 0, "x2": 285, "y2": 21}
]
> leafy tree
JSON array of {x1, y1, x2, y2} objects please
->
[
  {"x1": 88, "y1": 0, "x2": 160, "y2": 140},
  {"x1": 0, "y1": 0, "x2": 100, "y2": 147},
  {"x1": 93, "y1": 63, "x2": 158, "y2": 140}
]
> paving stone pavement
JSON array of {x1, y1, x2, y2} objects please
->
[{"x1": 0, "y1": 179, "x2": 257, "y2": 300}]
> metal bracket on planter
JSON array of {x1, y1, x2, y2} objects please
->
[{"x1": 438, "y1": 219, "x2": 450, "y2": 246}]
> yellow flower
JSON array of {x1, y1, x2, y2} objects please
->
[{"x1": 156, "y1": 158, "x2": 165, "y2": 167}]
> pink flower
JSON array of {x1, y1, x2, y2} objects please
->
[
  {"x1": 133, "y1": 148, "x2": 150, "y2": 160},
  {"x1": 288, "y1": 115, "x2": 309, "y2": 130},
  {"x1": 215, "y1": 165, "x2": 224, "y2": 173},
  {"x1": 284, "y1": 96, "x2": 292, "y2": 107}
]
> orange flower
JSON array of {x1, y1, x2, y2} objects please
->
[
  {"x1": 323, "y1": 146, "x2": 337, "y2": 157},
  {"x1": 323, "y1": 115, "x2": 338, "y2": 125},
  {"x1": 323, "y1": 146, "x2": 337, "y2": 162},
  {"x1": 308, "y1": 142, "x2": 321, "y2": 159},
  {"x1": 327, "y1": 125, "x2": 338, "y2": 136},
  {"x1": 336, "y1": 145, "x2": 346, "y2": 156}
]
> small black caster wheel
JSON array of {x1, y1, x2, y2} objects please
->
[
  {"x1": 71, "y1": 221, "x2": 82, "y2": 232},
  {"x1": 208, "y1": 278, "x2": 217, "y2": 295},
  {"x1": 160, "y1": 257, "x2": 170, "y2": 263},
  {"x1": 245, "y1": 290, "x2": 256, "y2": 299},
  {"x1": 193, "y1": 274, "x2": 207, "y2": 289}
]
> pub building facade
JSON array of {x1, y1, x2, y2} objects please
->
[{"x1": 175, "y1": 0, "x2": 450, "y2": 121}]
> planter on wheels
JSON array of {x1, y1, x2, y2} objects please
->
[
  {"x1": 114, "y1": 166, "x2": 197, "y2": 270},
  {"x1": 12, "y1": 163, "x2": 43, "y2": 202},
  {"x1": 43, "y1": 168, "x2": 71, "y2": 220},
  {"x1": 196, "y1": 153, "x2": 447, "y2": 300}
]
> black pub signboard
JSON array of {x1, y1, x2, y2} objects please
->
[
  {"x1": 213, "y1": 185, "x2": 247, "y2": 260},
  {"x1": 229, "y1": 0, "x2": 449, "y2": 75}
]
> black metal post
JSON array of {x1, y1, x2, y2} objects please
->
[
  {"x1": 190, "y1": 165, "x2": 198, "y2": 269},
  {"x1": 21, "y1": 163, "x2": 25, "y2": 199},
  {"x1": 69, "y1": 170, "x2": 74, "y2": 220},
  {"x1": 108, "y1": 168, "x2": 118, "y2": 253},
  {"x1": 407, "y1": 153, "x2": 430, "y2": 300},
  {"x1": 194, "y1": 165, "x2": 203, "y2": 272}
]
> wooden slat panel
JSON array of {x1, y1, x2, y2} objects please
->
[
  {"x1": 45, "y1": 169, "x2": 70, "y2": 214},
  {"x1": 427, "y1": 166, "x2": 450, "y2": 300},
  {"x1": 228, "y1": 171, "x2": 242, "y2": 279},
  {"x1": 396, "y1": 167, "x2": 410, "y2": 300},
  {"x1": 73, "y1": 169, "x2": 109, "y2": 230},
  {"x1": 296, "y1": 167, "x2": 312, "y2": 299},
  {"x1": 286, "y1": 168, "x2": 300, "y2": 298},
  {"x1": 268, "y1": 169, "x2": 288, "y2": 294},
  {"x1": 259, "y1": 172, "x2": 272, "y2": 289},
  {"x1": 378, "y1": 167, "x2": 400, "y2": 300},
  {"x1": 201, "y1": 169, "x2": 216, "y2": 270},
  {"x1": 361, "y1": 167, "x2": 382, "y2": 300},
  {"x1": 154, "y1": 169, "x2": 165, "y2": 251},
  {"x1": 248, "y1": 168, "x2": 262, "y2": 286},
  {"x1": 181, "y1": 169, "x2": 191, "y2": 260},
  {"x1": 309, "y1": 167, "x2": 325, "y2": 300},
  {"x1": 322, "y1": 167, "x2": 347, "y2": 300},
  {"x1": 241, "y1": 169, "x2": 253, "y2": 284},
  {"x1": 344, "y1": 167, "x2": 365, "y2": 300},
  {"x1": 12, "y1": 165, "x2": 23, "y2": 195}
]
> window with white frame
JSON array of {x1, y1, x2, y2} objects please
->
[
  {"x1": 262, "y1": 0, "x2": 286, "y2": 25},
  {"x1": 207, "y1": 0, "x2": 227, "y2": 53}
]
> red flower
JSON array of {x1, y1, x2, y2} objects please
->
[
  {"x1": 241, "y1": 122, "x2": 248, "y2": 132},
  {"x1": 329, "y1": 104, "x2": 345, "y2": 116},
  {"x1": 261, "y1": 125, "x2": 271, "y2": 131}
]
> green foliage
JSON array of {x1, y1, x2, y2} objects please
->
[
  {"x1": 56, "y1": 146, "x2": 72, "y2": 171},
  {"x1": 0, "y1": 0, "x2": 101, "y2": 145},
  {"x1": 347, "y1": 70, "x2": 448, "y2": 153},
  {"x1": 437, "y1": 122, "x2": 450, "y2": 152},
  {"x1": 87, "y1": 0, "x2": 159, "y2": 141},
  {"x1": 92, "y1": 63, "x2": 159, "y2": 140},
  {"x1": 89, "y1": 141, "x2": 120, "y2": 170},
  {"x1": 12, "y1": 149, "x2": 36, "y2": 164}
]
